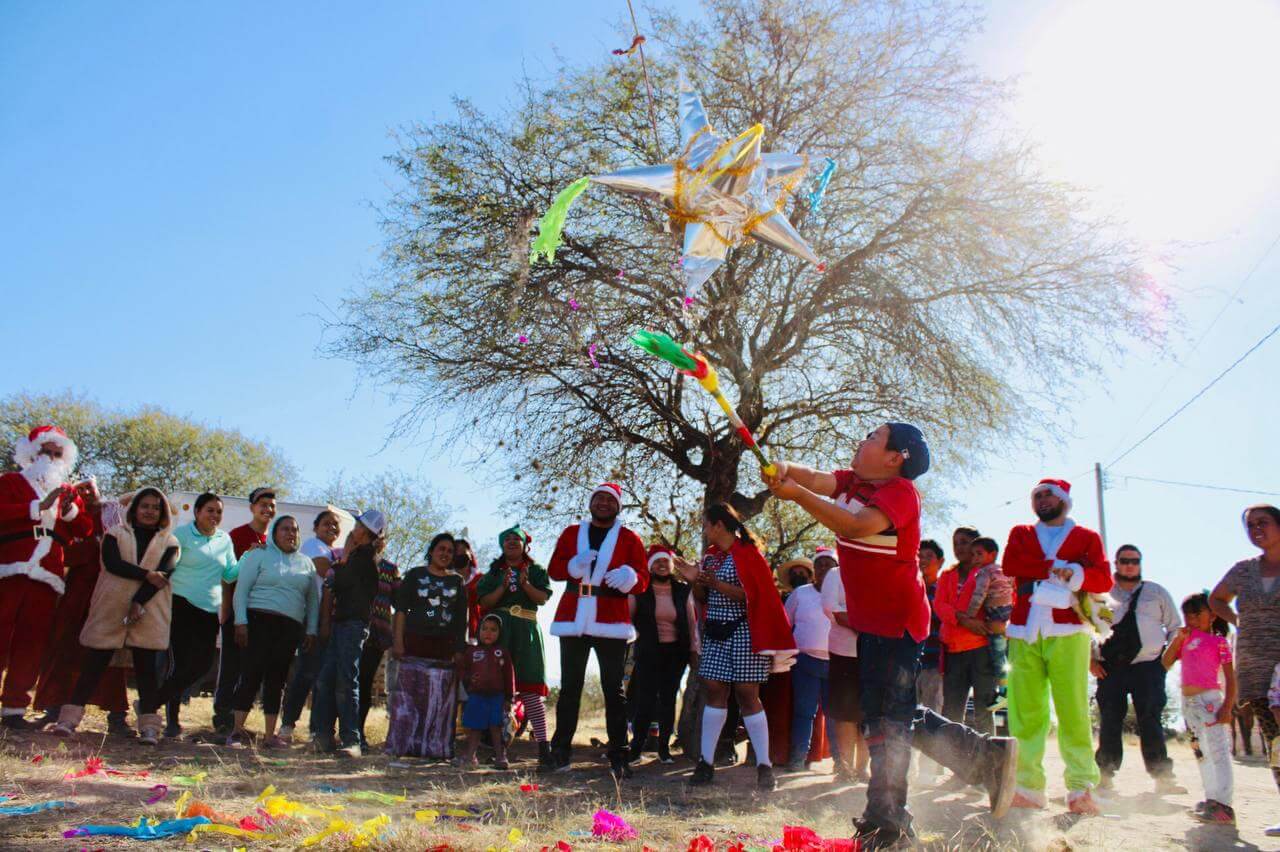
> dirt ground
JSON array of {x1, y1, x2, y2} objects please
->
[{"x1": 0, "y1": 699, "x2": 1277, "y2": 850}]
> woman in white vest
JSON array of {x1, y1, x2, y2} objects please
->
[{"x1": 51, "y1": 487, "x2": 180, "y2": 744}]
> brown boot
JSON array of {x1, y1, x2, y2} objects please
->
[
  {"x1": 50, "y1": 705, "x2": 85, "y2": 737},
  {"x1": 137, "y1": 713, "x2": 163, "y2": 745}
]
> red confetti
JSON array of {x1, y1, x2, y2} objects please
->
[
  {"x1": 683, "y1": 296, "x2": 696, "y2": 307},
  {"x1": 31, "y1": 755, "x2": 43, "y2": 764},
  {"x1": 540, "y1": 843, "x2": 572, "y2": 852},
  {"x1": 519, "y1": 783, "x2": 540, "y2": 793},
  {"x1": 616, "y1": 269, "x2": 626, "y2": 279},
  {"x1": 686, "y1": 836, "x2": 715, "y2": 852}
]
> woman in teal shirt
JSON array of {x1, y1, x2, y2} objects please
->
[{"x1": 152, "y1": 492, "x2": 237, "y2": 738}]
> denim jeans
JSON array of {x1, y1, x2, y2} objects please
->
[
  {"x1": 280, "y1": 635, "x2": 328, "y2": 732},
  {"x1": 310, "y1": 620, "x2": 369, "y2": 748},
  {"x1": 859, "y1": 632, "x2": 1002, "y2": 836},
  {"x1": 790, "y1": 653, "x2": 829, "y2": 763}
]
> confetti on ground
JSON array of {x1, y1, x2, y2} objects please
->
[
  {"x1": 65, "y1": 816, "x2": 210, "y2": 839},
  {"x1": 66, "y1": 757, "x2": 148, "y2": 780},
  {"x1": 592, "y1": 809, "x2": 638, "y2": 841},
  {"x1": 31, "y1": 754, "x2": 44, "y2": 764},
  {"x1": 170, "y1": 771, "x2": 208, "y2": 786},
  {"x1": 144, "y1": 785, "x2": 168, "y2": 805},
  {"x1": 415, "y1": 809, "x2": 439, "y2": 824},
  {"x1": 347, "y1": 790, "x2": 406, "y2": 805},
  {"x1": 0, "y1": 800, "x2": 75, "y2": 816},
  {"x1": 518, "y1": 334, "x2": 529, "y2": 344},
  {"x1": 588, "y1": 343, "x2": 600, "y2": 368},
  {"x1": 568, "y1": 298, "x2": 580, "y2": 310},
  {"x1": 519, "y1": 784, "x2": 539, "y2": 793}
]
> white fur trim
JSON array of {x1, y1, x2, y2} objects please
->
[
  {"x1": 14, "y1": 430, "x2": 77, "y2": 471},
  {"x1": 29, "y1": 499, "x2": 40, "y2": 521},
  {"x1": 0, "y1": 554, "x2": 66, "y2": 595},
  {"x1": 61, "y1": 501, "x2": 78, "y2": 522},
  {"x1": 576, "y1": 521, "x2": 621, "y2": 586},
  {"x1": 648, "y1": 551, "x2": 673, "y2": 568},
  {"x1": 603, "y1": 565, "x2": 638, "y2": 593},
  {"x1": 1032, "y1": 483, "x2": 1072, "y2": 512},
  {"x1": 590, "y1": 483, "x2": 622, "y2": 505},
  {"x1": 0, "y1": 707, "x2": 28, "y2": 716}
]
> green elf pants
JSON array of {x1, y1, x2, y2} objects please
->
[{"x1": 1007, "y1": 631, "x2": 1100, "y2": 795}]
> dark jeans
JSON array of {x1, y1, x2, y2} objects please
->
[
  {"x1": 212, "y1": 620, "x2": 241, "y2": 729},
  {"x1": 280, "y1": 635, "x2": 328, "y2": 731},
  {"x1": 232, "y1": 610, "x2": 303, "y2": 715},
  {"x1": 942, "y1": 645, "x2": 997, "y2": 735},
  {"x1": 1095, "y1": 657, "x2": 1172, "y2": 778},
  {"x1": 311, "y1": 620, "x2": 369, "y2": 747},
  {"x1": 859, "y1": 631, "x2": 1005, "y2": 836},
  {"x1": 151, "y1": 595, "x2": 219, "y2": 718},
  {"x1": 552, "y1": 635, "x2": 628, "y2": 759},
  {"x1": 628, "y1": 642, "x2": 688, "y2": 753},
  {"x1": 71, "y1": 648, "x2": 159, "y2": 710},
  {"x1": 790, "y1": 652, "x2": 830, "y2": 763},
  {"x1": 357, "y1": 640, "x2": 385, "y2": 744}
]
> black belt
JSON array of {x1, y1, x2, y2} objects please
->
[
  {"x1": 0, "y1": 527, "x2": 67, "y2": 548},
  {"x1": 567, "y1": 579, "x2": 626, "y2": 599}
]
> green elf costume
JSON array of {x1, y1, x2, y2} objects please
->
[
  {"x1": 1002, "y1": 478, "x2": 1112, "y2": 815},
  {"x1": 475, "y1": 525, "x2": 553, "y2": 762}
]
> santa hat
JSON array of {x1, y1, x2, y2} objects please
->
[
  {"x1": 590, "y1": 482, "x2": 623, "y2": 507},
  {"x1": 647, "y1": 543, "x2": 675, "y2": 568},
  {"x1": 13, "y1": 425, "x2": 78, "y2": 471},
  {"x1": 814, "y1": 545, "x2": 837, "y2": 561},
  {"x1": 1033, "y1": 478, "x2": 1072, "y2": 512}
]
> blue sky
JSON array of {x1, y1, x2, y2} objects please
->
[{"x1": 4, "y1": 1, "x2": 1279, "y2": 679}]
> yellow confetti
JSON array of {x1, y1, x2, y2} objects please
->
[
  {"x1": 173, "y1": 791, "x2": 191, "y2": 819},
  {"x1": 444, "y1": 808, "x2": 471, "y2": 818},
  {"x1": 187, "y1": 823, "x2": 284, "y2": 841},
  {"x1": 509, "y1": 827, "x2": 525, "y2": 844},
  {"x1": 414, "y1": 809, "x2": 439, "y2": 824}
]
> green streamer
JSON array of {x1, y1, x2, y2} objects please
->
[
  {"x1": 629, "y1": 329, "x2": 699, "y2": 372},
  {"x1": 529, "y1": 177, "x2": 591, "y2": 265}
]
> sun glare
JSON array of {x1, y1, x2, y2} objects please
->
[{"x1": 1017, "y1": 0, "x2": 1280, "y2": 243}]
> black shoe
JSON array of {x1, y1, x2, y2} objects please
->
[
  {"x1": 757, "y1": 764, "x2": 777, "y2": 791},
  {"x1": 714, "y1": 744, "x2": 738, "y2": 766},
  {"x1": 853, "y1": 818, "x2": 908, "y2": 851},
  {"x1": 163, "y1": 723, "x2": 182, "y2": 740},
  {"x1": 656, "y1": 745, "x2": 674, "y2": 765},
  {"x1": 982, "y1": 736, "x2": 1019, "y2": 819},
  {"x1": 108, "y1": 718, "x2": 137, "y2": 738},
  {"x1": 541, "y1": 747, "x2": 571, "y2": 773},
  {"x1": 537, "y1": 742, "x2": 555, "y2": 768},
  {"x1": 1, "y1": 715, "x2": 41, "y2": 731},
  {"x1": 689, "y1": 759, "x2": 715, "y2": 786},
  {"x1": 609, "y1": 753, "x2": 633, "y2": 780}
]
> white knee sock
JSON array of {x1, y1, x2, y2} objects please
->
[
  {"x1": 700, "y1": 706, "x2": 728, "y2": 765},
  {"x1": 743, "y1": 710, "x2": 771, "y2": 767}
]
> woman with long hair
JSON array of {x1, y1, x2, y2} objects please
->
[
  {"x1": 52, "y1": 487, "x2": 181, "y2": 744},
  {"x1": 386, "y1": 532, "x2": 469, "y2": 759},
  {"x1": 627, "y1": 543, "x2": 699, "y2": 765},
  {"x1": 679, "y1": 503, "x2": 795, "y2": 791},
  {"x1": 477, "y1": 526, "x2": 553, "y2": 763},
  {"x1": 1209, "y1": 504, "x2": 1280, "y2": 814},
  {"x1": 151, "y1": 492, "x2": 238, "y2": 738}
]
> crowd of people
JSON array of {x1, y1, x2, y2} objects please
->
[{"x1": 2, "y1": 424, "x2": 1279, "y2": 849}]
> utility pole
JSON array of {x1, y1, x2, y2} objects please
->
[{"x1": 1094, "y1": 462, "x2": 1108, "y2": 552}]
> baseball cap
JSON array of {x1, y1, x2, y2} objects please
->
[
  {"x1": 355, "y1": 508, "x2": 387, "y2": 537},
  {"x1": 886, "y1": 422, "x2": 930, "y2": 480}
]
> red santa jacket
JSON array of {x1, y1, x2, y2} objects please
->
[
  {"x1": 548, "y1": 520, "x2": 649, "y2": 641},
  {"x1": 708, "y1": 541, "x2": 796, "y2": 656},
  {"x1": 1002, "y1": 523, "x2": 1112, "y2": 627},
  {"x1": 0, "y1": 470, "x2": 92, "y2": 594}
]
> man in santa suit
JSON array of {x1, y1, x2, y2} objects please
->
[
  {"x1": 546, "y1": 482, "x2": 649, "y2": 778},
  {"x1": 1003, "y1": 479, "x2": 1112, "y2": 816},
  {"x1": 0, "y1": 425, "x2": 92, "y2": 729}
]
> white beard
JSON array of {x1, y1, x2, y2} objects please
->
[{"x1": 23, "y1": 455, "x2": 72, "y2": 494}]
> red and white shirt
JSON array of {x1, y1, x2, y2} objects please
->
[{"x1": 829, "y1": 470, "x2": 928, "y2": 642}]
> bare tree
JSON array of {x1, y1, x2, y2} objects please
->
[{"x1": 325, "y1": 0, "x2": 1158, "y2": 526}]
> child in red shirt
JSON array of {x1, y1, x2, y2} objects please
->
[{"x1": 454, "y1": 614, "x2": 515, "y2": 769}]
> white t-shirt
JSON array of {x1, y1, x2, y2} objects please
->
[
  {"x1": 300, "y1": 537, "x2": 337, "y2": 597},
  {"x1": 820, "y1": 571, "x2": 858, "y2": 657},
  {"x1": 785, "y1": 583, "x2": 830, "y2": 659}
]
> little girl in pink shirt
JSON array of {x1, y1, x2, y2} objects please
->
[{"x1": 1163, "y1": 593, "x2": 1237, "y2": 825}]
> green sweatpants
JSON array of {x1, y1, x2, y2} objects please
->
[{"x1": 1008, "y1": 631, "x2": 1100, "y2": 794}]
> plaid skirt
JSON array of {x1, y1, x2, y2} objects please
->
[{"x1": 385, "y1": 657, "x2": 456, "y2": 758}]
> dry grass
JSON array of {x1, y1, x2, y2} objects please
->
[{"x1": 0, "y1": 698, "x2": 1260, "y2": 850}]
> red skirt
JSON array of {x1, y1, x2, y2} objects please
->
[{"x1": 33, "y1": 560, "x2": 128, "y2": 713}]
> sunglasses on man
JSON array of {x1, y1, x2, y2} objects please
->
[{"x1": 1116, "y1": 557, "x2": 1141, "y2": 566}]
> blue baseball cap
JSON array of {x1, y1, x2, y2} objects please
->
[{"x1": 886, "y1": 422, "x2": 930, "y2": 480}]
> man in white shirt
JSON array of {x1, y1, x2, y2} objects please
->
[{"x1": 1091, "y1": 543, "x2": 1185, "y2": 794}]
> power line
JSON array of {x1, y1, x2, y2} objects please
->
[
  {"x1": 1117, "y1": 474, "x2": 1280, "y2": 498},
  {"x1": 1107, "y1": 315, "x2": 1280, "y2": 468},
  {"x1": 1103, "y1": 229, "x2": 1280, "y2": 458}
]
